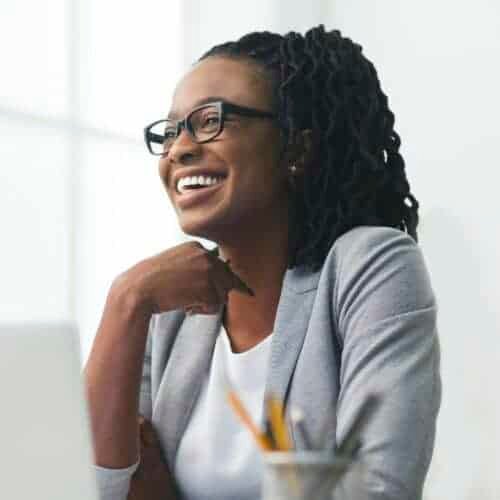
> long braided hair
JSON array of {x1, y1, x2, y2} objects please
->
[{"x1": 200, "y1": 25, "x2": 419, "y2": 272}]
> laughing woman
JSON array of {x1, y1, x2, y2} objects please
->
[{"x1": 84, "y1": 25, "x2": 441, "y2": 500}]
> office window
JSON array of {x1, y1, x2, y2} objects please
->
[{"x1": 0, "y1": 0, "x2": 184, "y2": 360}]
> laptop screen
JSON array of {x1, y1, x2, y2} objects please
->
[{"x1": 0, "y1": 322, "x2": 99, "y2": 500}]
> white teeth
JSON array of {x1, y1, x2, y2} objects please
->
[{"x1": 177, "y1": 175, "x2": 225, "y2": 193}]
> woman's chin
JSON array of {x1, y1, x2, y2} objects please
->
[{"x1": 178, "y1": 216, "x2": 227, "y2": 241}]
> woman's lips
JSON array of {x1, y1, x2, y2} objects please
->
[{"x1": 175, "y1": 181, "x2": 225, "y2": 209}]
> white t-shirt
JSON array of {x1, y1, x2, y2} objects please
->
[
  {"x1": 94, "y1": 324, "x2": 272, "y2": 500},
  {"x1": 175, "y1": 325, "x2": 272, "y2": 500}
]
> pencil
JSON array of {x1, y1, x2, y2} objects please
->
[
  {"x1": 227, "y1": 390, "x2": 273, "y2": 451},
  {"x1": 265, "y1": 396, "x2": 302, "y2": 496},
  {"x1": 266, "y1": 395, "x2": 293, "y2": 451}
]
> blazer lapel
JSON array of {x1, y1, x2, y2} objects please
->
[
  {"x1": 152, "y1": 310, "x2": 222, "y2": 467},
  {"x1": 264, "y1": 264, "x2": 321, "y2": 413}
]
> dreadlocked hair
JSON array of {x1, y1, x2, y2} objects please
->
[{"x1": 199, "y1": 25, "x2": 419, "y2": 272}]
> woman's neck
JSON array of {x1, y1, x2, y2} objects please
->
[{"x1": 218, "y1": 238, "x2": 289, "y2": 353}]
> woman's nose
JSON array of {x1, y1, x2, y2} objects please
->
[{"x1": 167, "y1": 128, "x2": 201, "y2": 165}]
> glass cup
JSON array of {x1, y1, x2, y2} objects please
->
[{"x1": 261, "y1": 451, "x2": 357, "y2": 500}]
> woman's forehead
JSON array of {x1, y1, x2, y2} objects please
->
[{"x1": 169, "y1": 57, "x2": 273, "y2": 118}]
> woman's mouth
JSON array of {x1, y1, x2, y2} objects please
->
[{"x1": 175, "y1": 175, "x2": 226, "y2": 209}]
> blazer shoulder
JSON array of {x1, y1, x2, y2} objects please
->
[
  {"x1": 331, "y1": 225, "x2": 416, "y2": 256},
  {"x1": 325, "y1": 225, "x2": 421, "y2": 273},
  {"x1": 324, "y1": 225, "x2": 435, "y2": 320}
]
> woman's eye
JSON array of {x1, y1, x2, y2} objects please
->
[
  {"x1": 203, "y1": 116, "x2": 219, "y2": 125},
  {"x1": 164, "y1": 128, "x2": 177, "y2": 139}
]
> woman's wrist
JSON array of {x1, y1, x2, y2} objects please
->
[{"x1": 108, "y1": 269, "x2": 156, "y2": 325}]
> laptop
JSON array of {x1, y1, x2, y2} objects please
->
[{"x1": 0, "y1": 322, "x2": 99, "y2": 500}]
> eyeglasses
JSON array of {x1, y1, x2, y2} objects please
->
[{"x1": 144, "y1": 100, "x2": 276, "y2": 156}]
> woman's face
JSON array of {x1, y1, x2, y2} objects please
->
[{"x1": 158, "y1": 56, "x2": 290, "y2": 242}]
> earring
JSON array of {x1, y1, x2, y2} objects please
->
[{"x1": 289, "y1": 165, "x2": 297, "y2": 174}]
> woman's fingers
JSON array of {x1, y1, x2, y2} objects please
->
[
  {"x1": 138, "y1": 418, "x2": 169, "y2": 474},
  {"x1": 209, "y1": 251, "x2": 255, "y2": 298},
  {"x1": 123, "y1": 242, "x2": 255, "y2": 315},
  {"x1": 129, "y1": 417, "x2": 177, "y2": 500},
  {"x1": 139, "y1": 417, "x2": 160, "y2": 448},
  {"x1": 182, "y1": 250, "x2": 255, "y2": 316}
]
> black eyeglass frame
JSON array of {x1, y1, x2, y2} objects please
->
[{"x1": 144, "y1": 100, "x2": 276, "y2": 156}]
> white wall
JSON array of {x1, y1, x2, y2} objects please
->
[
  {"x1": 0, "y1": 0, "x2": 71, "y2": 322},
  {"x1": 331, "y1": 2, "x2": 500, "y2": 498},
  {"x1": 181, "y1": 0, "x2": 330, "y2": 67}
]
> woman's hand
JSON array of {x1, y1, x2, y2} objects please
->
[
  {"x1": 114, "y1": 241, "x2": 254, "y2": 316},
  {"x1": 127, "y1": 417, "x2": 178, "y2": 500}
]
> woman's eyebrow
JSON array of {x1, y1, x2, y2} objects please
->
[{"x1": 167, "y1": 96, "x2": 230, "y2": 120}]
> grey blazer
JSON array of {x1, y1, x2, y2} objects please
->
[{"x1": 138, "y1": 226, "x2": 441, "y2": 500}]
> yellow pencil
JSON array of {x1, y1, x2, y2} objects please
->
[
  {"x1": 266, "y1": 395, "x2": 293, "y2": 451},
  {"x1": 265, "y1": 395, "x2": 302, "y2": 496},
  {"x1": 227, "y1": 390, "x2": 273, "y2": 451}
]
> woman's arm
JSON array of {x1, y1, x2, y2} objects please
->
[
  {"x1": 84, "y1": 241, "x2": 247, "y2": 468},
  {"x1": 83, "y1": 242, "x2": 251, "y2": 500},
  {"x1": 84, "y1": 280, "x2": 152, "y2": 469},
  {"x1": 333, "y1": 227, "x2": 441, "y2": 500}
]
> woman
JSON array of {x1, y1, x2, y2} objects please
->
[{"x1": 85, "y1": 25, "x2": 441, "y2": 500}]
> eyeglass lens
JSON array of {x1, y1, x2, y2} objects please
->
[{"x1": 148, "y1": 105, "x2": 222, "y2": 155}]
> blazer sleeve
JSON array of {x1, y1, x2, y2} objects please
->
[{"x1": 332, "y1": 226, "x2": 441, "y2": 500}]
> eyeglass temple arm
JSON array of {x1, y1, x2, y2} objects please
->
[{"x1": 223, "y1": 102, "x2": 275, "y2": 119}]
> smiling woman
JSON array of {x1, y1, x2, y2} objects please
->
[{"x1": 84, "y1": 25, "x2": 440, "y2": 500}]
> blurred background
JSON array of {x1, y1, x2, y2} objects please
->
[{"x1": 1, "y1": 0, "x2": 499, "y2": 498}]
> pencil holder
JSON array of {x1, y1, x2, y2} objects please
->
[{"x1": 261, "y1": 451, "x2": 357, "y2": 500}]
